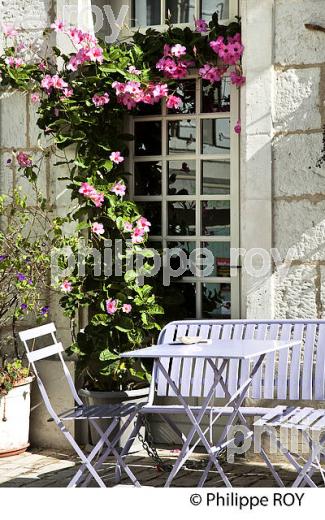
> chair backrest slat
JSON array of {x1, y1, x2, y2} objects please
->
[
  {"x1": 227, "y1": 323, "x2": 244, "y2": 395},
  {"x1": 19, "y1": 322, "x2": 56, "y2": 341},
  {"x1": 191, "y1": 324, "x2": 212, "y2": 397},
  {"x1": 168, "y1": 323, "x2": 188, "y2": 397},
  {"x1": 156, "y1": 323, "x2": 177, "y2": 396},
  {"x1": 239, "y1": 323, "x2": 256, "y2": 389},
  {"x1": 180, "y1": 324, "x2": 200, "y2": 396},
  {"x1": 215, "y1": 323, "x2": 233, "y2": 397},
  {"x1": 27, "y1": 342, "x2": 64, "y2": 363},
  {"x1": 315, "y1": 324, "x2": 325, "y2": 399},
  {"x1": 203, "y1": 324, "x2": 222, "y2": 396},
  {"x1": 301, "y1": 323, "x2": 317, "y2": 400}
]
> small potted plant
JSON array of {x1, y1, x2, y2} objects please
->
[{"x1": 0, "y1": 181, "x2": 51, "y2": 456}]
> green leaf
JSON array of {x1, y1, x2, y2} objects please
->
[{"x1": 99, "y1": 349, "x2": 119, "y2": 361}]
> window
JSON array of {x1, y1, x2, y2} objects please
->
[
  {"x1": 130, "y1": 0, "x2": 232, "y2": 27},
  {"x1": 128, "y1": 74, "x2": 240, "y2": 319}
]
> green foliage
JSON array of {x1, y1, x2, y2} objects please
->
[
  {"x1": 0, "y1": 359, "x2": 30, "y2": 395},
  {"x1": 0, "y1": 14, "x2": 241, "y2": 391}
]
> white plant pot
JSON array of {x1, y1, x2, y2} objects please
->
[
  {"x1": 0, "y1": 378, "x2": 33, "y2": 457},
  {"x1": 79, "y1": 387, "x2": 149, "y2": 452}
]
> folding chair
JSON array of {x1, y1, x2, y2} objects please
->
[
  {"x1": 19, "y1": 323, "x2": 143, "y2": 487},
  {"x1": 254, "y1": 406, "x2": 325, "y2": 487}
]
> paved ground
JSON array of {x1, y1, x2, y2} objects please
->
[{"x1": 0, "y1": 448, "x2": 323, "y2": 487}]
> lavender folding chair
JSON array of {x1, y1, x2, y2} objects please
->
[
  {"x1": 19, "y1": 323, "x2": 143, "y2": 487},
  {"x1": 254, "y1": 406, "x2": 325, "y2": 487}
]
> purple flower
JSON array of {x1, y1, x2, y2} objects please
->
[
  {"x1": 20, "y1": 303, "x2": 27, "y2": 310},
  {"x1": 28, "y1": 279, "x2": 33, "y2": 285},
  {"x1": 17, "y1": 272, "x2": 26, "y2": 281},
  {"x1": 0, "y1": 255, "x2": 7, "y2": 262},
  {"x1": 41, "y1": 306, "x2": 49, "y2": 316}
]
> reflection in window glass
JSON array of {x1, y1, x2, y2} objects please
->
[
  {"x1": 202, "y1": 118, "x2": 230, "y2": 154},
  {"x1": 168, "y1": 201, "x2": 196, "y2": 236},
  {"x1": 167, "y1": 81, "x2": 196, "y2": 114},
  {"x1": 202, "y1": 79, "x2": 231, "y2": 113},
  {"x1": 135, "y1": 121, "x2": 162, "y2": 156},
  {"x1": 166, "y1": 0, "x2": 195, "y2": 23},
  {"x1": 134, "y1": 162, "x2": 162, "y2": 196},
  {"x1": 201, "y1": 200, "x2": 230, "y2": 236},
  {"x1": 132, "y1": 0, "x2": 161, "y2": 26},
  {"x1": 201, "y1": 160, "x2": 230, "y2": 195},
  {"x1": 168, "y1": 120, "x2": 196, "y2": 154},
  {"x1": 201, "y1": 242, "x2": 230, "y2": 277},
  {"x1": 202, "y1": 283, "x2": 231, "y2": 318},
  {"x1": 167, "y1": 241, "x2": 196, "y2": 277},
  {"x1": 137, "y1": 201, "x2": 162, "y2": 235},
  {"x1": 168, "y1": 160, "x2": 196, "y2": 195},
  {"x1": 201, "y1": 0, "x2": 229, "y2": 21}
]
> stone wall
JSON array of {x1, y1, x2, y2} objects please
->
[{"x1": 272, "y1": 0, "x2": 325, "y2": 318}]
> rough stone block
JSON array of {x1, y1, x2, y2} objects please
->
[
  {"x1": 273, "y1": 133, "x2": 325, "y2": 196},
  {"x1": 275, "y1": 0, "x2": 325, "y2": 65},
  {"x1": 274, "y1": 264, "x2": 318, "y2": 318},
  {"x1": 274, "y1": 200, "x2": 325, "y2": 261},
  {"x1": 0, "y1": 151, "x2": 15, "y2": 195},
  {"x1": 0, "y1": 91, "x2": 27, "y2": 148},
  {"x1": 274, "y1": 68, "x2": 321, "y2": 132}
]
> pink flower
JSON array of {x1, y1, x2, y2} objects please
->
[
  {"x1": 61, "y1": 87, "x2": 74, "y2": 98},
  {"x1": 91, "y1": 222, "x2": 105, "y2": 235},
  {"x1": 106, "y1": 298, "x2": 118, "y2": 315},
  {"x1": 195, "y1": 19, "x2": 208, "y2": 32},
  {"x1": 16, "y1": 152, "x2": 32, "y2": 168},
  {"x1": 111, "y1": 181, "x2": 126, "y2": 197},
  {"x1": 61, "y1": 280, "x2": 72, "y2": 292},
  {"x1": 110, "y1": 151, "x2": 124, "y2": 164},
  {"x1": 2, "y1": 24, "x2": 18, "y2": 38},
  {"x1": 131, "y1": 227, "x2": 145, "y2": 244},
  {"x1": 50, "y1": 19, "x2": 65, "y2": 32},
  {"x1": 209, "y1": 36, "x2": 225, "y2": 55},
  {"x1": 199, "y1": 64, "x2": 225, "y2": 83},
  {"x1": 5, "y1": 56, "x2": 23, "y2": 68},
  {"x1": 137, "y1": 217, "x2": 151, "y2": 233},
  {"x1": 79, "y1": 182, "x2": 96, "y2": 197},
  {"x1": 234, "y1": 120, "x2": 241, "y2": 134},
  {"x1": 230, "y1": 71, "x2": 246, "y2": 87},
  {"x1": 52, "y1": 75, "x2": 68, "y2": 90},
  {"x1": 228, "y1": 33, "x2": 242, "y2": 44},
  {"x1": 86, "y1": 46, "x2": 103, "y2": 63},
  {"x1": 152, "y1": 83, "x2": 169, "y2": 99},
  {"x1": 92, "y1": 92, "x2": 110, "y2": 106},
  {"x1": 166, "y1": 95, "x2": 182, "y2": 110},
  {"x1": 123, "y1": 221, "x2": 133, "y2": 232},
  {"x1": 171, "y1": 44, "x2": 187, "y2": 57},
  {"x1": 31, "y1": 93, "x2": 40, "y2": 104},
  {"x1": 91, "y1": 192, "x2": 105, "y2": 207},
  {"x1": 128, "y1": 65, "x2": 140, "y2": 75},
  {"x1": 38, "y1": 62, "x2": 46, "y2": 72},
  {"x1": 41, "y1": 74, "x2": 54, "y2": 92},
  {"x1": 122, "y1": 304, "x2": 132, "y2": 314}
]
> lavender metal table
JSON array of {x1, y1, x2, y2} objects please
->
[{"x1": 122, "y1": 339, "x2": 299, "y2": 487}]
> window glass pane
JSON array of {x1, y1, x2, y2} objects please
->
[
  {"x1": 166, "y1": 0, "x2": 195, "y2": 23},
  {"x1": 202, "y1": 282, "x2": 231, "y2": 318},
  {"x1": 201, "y1": 242, "x2": 230, "y2": 277},
  {"x1": 167, "y1": 80, "x2": 196, "y2": 114},
  {"x1": 164, "y1": 282, "x2": 197, "y2": 319},
  {"x1": 135, "y1": 121, "x2": 162, "y2": 156},
  {"x1": 168, "y1": 120, "x2": 196, "y2": 154},
  {"x1": 133, "y1": 102, "x2": 162, "y2": 116},
  {"x1": 168, "y1": 160, "x2": 196, "y2": 195},
  {"x1": 201, "y1": 1, "x2": 229, "y2": 21},
  {"x1": 134, "y1": 161, "x2": 162, "y2": 195},
  {"x1": 202, "y1": 79, "x2": 230, "y2": 113},
  {"x1": 132, "y1": 0, "x2": 161, "y2": 26},
  {"x1": 202, "y1": 118, "x2": 230, "y2": 154},
  {"x1": 137, "y1": 201, "x2": 162, "y2": 235},
  {"x1": 168, "y1": 201, "x2": 196, "y2": 236},
  {"x1": 167, "y1": 241, "x2": 196, "y2": 277},
  {"x1": 201, "y1": 200, "x2": 230, "y2": 236},
  {"x1": 201, "y1": 160, "x2": 230, "y2": 195}
]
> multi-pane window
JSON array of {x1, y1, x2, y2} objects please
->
[
  {"x1": 129, "y1": 76, "x2": 240, "y2": 319},
  {"x1": 131, "y1": 0, "x2": 232, "y2": 27}
]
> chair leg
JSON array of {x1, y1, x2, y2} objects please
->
[{"x1": 114, "y1": 415, "x2": 143, "y2": 484}]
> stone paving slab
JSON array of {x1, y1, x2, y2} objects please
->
[{"x1": 0, "y1": 448, "x2": 323, "y2": 487}]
